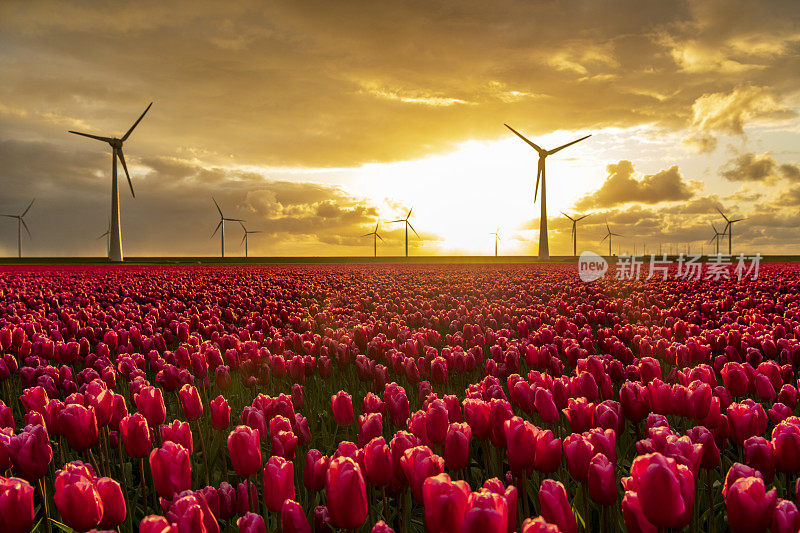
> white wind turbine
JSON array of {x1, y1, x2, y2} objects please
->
[
  {"x1": 211, "y1": 197, "x2": 244, "y2": 258},
  {"x1": 2, "y1": 199, "x2": 35, "y2": 258}
]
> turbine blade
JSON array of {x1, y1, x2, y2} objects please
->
[
  {"x1": 211, "y1": 221, "x2": 222, "y2": 238},
  {"x1": 715, "y1": 206, "x2": 729, "y2": 222},
  {"x1": 576, "y1": 214, "x2": 589, "y2": 221},
  {"x1": 534, "y1": 160, "x2": 543, "y2": 203},
  {"x1": 605, "y1": 221, "x2": 610, "y2": 233},
  {"x1": 98, "y1": 231, "x2": 109, "y2": 239},
  {"x1": 212, "y1": 197, "x2": 223, "y2": 217},
  {"x1": 21, "y1": 199, "x2": 35, "y2": 217},
  {"x1": 561, "y1": 211, "x2": 574, "y2": 221},
  {"x1": 68, "y1": 131, "x2": 114, "y2": 143},
  {"x1": 241, "y1": 234, "x2": 247, "y2": 245},
  {"x1": 547, "y1": 134, "x2": 592, "y2": 155},
  {"x1": 408, "y1": 222, "x2": 420, "y2": 238},
  {"x1": 116, "y1": 149, "x2": 135, "y2": 198},
  {"x1": 375, "y1": 221, "x2": 379, "y2": 232},
  {"x1": 239, "y1": 220, "x2": 247, "y2": 231},
  {"x1": 711, "y1": 223, "x2": 718, "y2": 233},
  {"x1": 362, "y1": 232, "x2": 373, "y2": 237},
  {"x1": 377, "y1": 234, "x2": 384, "y2": 242},
  {"x1": 731, "y1": 218, "x2": 745, "y2": 223},
  {"x1": 21, "y1": 218, "x2": 31, "y2": 237},
  {"x1": 389, "y1": 219, "x2": 405, "y2": 223},
  {"x1": 407, "y1": 207, "x2": 413, "y2": 219},
  {"x1": 601, "y1": 234, "x2": 609, "y2": 243},
  {"x1": 121, "y1": 102, "x2": 153, "y2": 141},
  {"x1": 225, "y1": 218, "x2": 245, "y2": 222},
  {"x1": 504, "y1": 124, "x2": 544, "y2": 153}
]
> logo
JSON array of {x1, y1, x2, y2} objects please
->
[{"x1": 578, "y1": 251, "x2": 608, "y2": 282}]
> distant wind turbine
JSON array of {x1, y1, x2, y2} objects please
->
[
  {"x1": 601, "y1": 221, "x2": 622, "y2": 256},
  {"x1": 211, "y1": 197, "x2": 244, "y2": 258},
  {"x1": 489, "y1": 227, "x2": 501, "y2": 257},
  {"x1": 362, "y1": 221, "x2": 384, "y2": 257},
  {"x1": 716, "y1": 207, "x2": 744, "y2": 255},
  {"x1": 708, "y1": 223, "x2": 726, "y2": 255},
  {"x1": 98, "y1": 219, "x2": 111, "y2": 255},
  {"x1": 69, "y1": 102, "x2": 152, "y2": 262},
  {"x1": 505, "y1": 124, "x2": 591, "y2": 259},
  {"x1": 561, "y1": 212, "x2": 589, "y2": 257},
  {"x1": 2, "y1": 199, "x2": 34, "y2": 258},
  {"x1": 239, "y1": 221, "x2": 261, "y2": 259},
  {"x1": 390, "y1": 208, "x2": 420, "y2": 257}
]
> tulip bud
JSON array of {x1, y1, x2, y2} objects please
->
[
  {"x1": 363, "y1": 437, "x2": 393, "y2": 487},
  {"x1": 331, "y1": 391, "x2": 354, "y2": 426},
  {"x1": 227, "y1": 425, "x2": 261, "y2": 479},
  {"x1": 628, "y1": 452, "x2": 694, "y2": 529},
  {"x1": 539, "y1": 479, "x2": 578, "y2": 533},
  {"x1": 588, "y1": 453, "x2": 616, "y2": 506},
  {"x1": 53, "y1": 468, "x2": 104, "y2": 532},
  {"x1": 725, "y1": 476, "x2": 777, "y2": 533},
  {"x1": 160, "y1": 419, "x2": 193, "y2": 454},
  {"x1": 179, "y1": 384, "x2": 203, "y2": 421},
  {"x1": 134, "y1": 385, "x2": 167, "y2": 428},
  {"x1": 401, "y1": 445, "x2": 445, "y2": 503},
  {"x1": 0, "y1": 476, "x2": 35, "y2": 533},
  {"x1": 8, "y1": 424, "x2": 52, "y2": 481},
  {"x1": 149, "y1": 441, "x2": 191, "y2": 499},
  {"x1": 281, "y1": 499, "x2": 311, "y2": 533},
  {"x1": 210, "y1": 395, "x2": 230, "y2": 431},
  {"x1": 303, "y1": 449, "x2": 330, "y2": 492},
  {"x1": 444, "y1": 422, "x2": 471, "y2": 471},
  {"x1": 326, "y1": 456, "x2": 368, "y2": 529},
  {"x1": 264, "y1": 455, "x2": 295, "y2": 513},
  {"x1": 96, "y1": 476, "x2": 127, "y2": 528},
  {"x1": 423, "y1": 473, "x2": 470, "y2": 533},
  {"x1": 504, "y1": 416, "x2": 537, "y2": 475}
]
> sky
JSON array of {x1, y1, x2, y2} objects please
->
[{"x1": 1, "y1": 0, "x2": 799, "y2": 257}]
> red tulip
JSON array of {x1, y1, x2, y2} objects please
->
[
  {"x1": 563, "y1": 397, "x2": 595, "y2": 433},
  {"x1": 326, "y1": 456, "x2": 368, "y2": 529},
  {"x1": 728, "y1": 400, "x2": 768, "y2": 446},
  {"x1": 389, "y1": 430, "x2": 419, "y2": 483},
  {"x1": 462, "y1": 489, "x2": 509, "y2": 533},
  {"x1": 463, "y1": 399, "x2": 491, "y2": 439},
  {"x1": 539, "y1": 479, "x2": 577, "y2": 533},
  {"x1": 57, "y1": 403, "x2": 99, "y2": 452},
  {"x1": 134, "y1": 385, "x2": 167, "y2": 428},
  {"x1": 371, "y1": 520, "x2": 395, "y2": 533},
  {"x1": 358, "y1": 412, "x2": 384, "y2": 448},
  {"x1": 620, "y1": 381, "x2": 649, "y2": 423},
  {"x1": 119, "y1": 412, "x2": 152, "y2": 458},
  {"x1": 534, "y1": 429, "x2": 562, "y2": 473},
  {"x1": 96, "y1": 476, "x2": 127, "y2": 528},
  {"x1": 588, "y1": 452, "x2": 616, "y2": 505},
  {"x1": 303, "y1": 449, "x2": 330, "y2": 491},
  {"x1": 621, "y1": 490, "x2": 656, "y2": 533},
  {"x1": 444, "y1": 422, "x2": 471, "y2": 471},
  {"x1": 772, "y1": 499, "x2": 800, "y2": 533},
  {"x1": 534, "y1": 388, "x2": 559, "y2": 423},
  {"x1": 165, "y1": 492, "x2": 219, "y2": 533},
  {"x1": 401, "y1": 445, "x2": 445, "y2": 503},
  {"x1": 627, "y1": 452, "x2": 694, "y2": 529},
  {"x1": 281, "y1": 499, "x2": 311, "y2": 533},
  {"x1": 426, "y1": 399, "x2": 450, "y2": 445},
  {"x1": 271, "y1": 428, "x2": 299, "y2": 460},
  {"x1": 488, "y1": 399, "x2": 514, "y2": 448},
  {"x1": 744, "y1": 436, "x2": 775, "y2": 483},
  {"x1": 331, "y1": 391, "x2": 354, "y2": 426},
  {"x1": 140, "y1": 515, "x2": 178, "y2": 533},
  {"x1": 0, "y1": 476, "x2": 35, "y2": 533},
  {"x1": 161, "y1": 419, "x2": 193, "y2": 454},
  {"x1": 149, "y1": 441, "x2": 192, "y2": 499},
  {"x1": 54, "y1": 468, "x2": 104, "y2": 532},
  {"x1": 179, "y1": 384, "x2": 203, "y2": 421},
  {"x1": 19, "y1": 386, "x2": 49, "y2": 416},
  {"x1": 237, "y1": 512, "x2": 266, "y2": 533},
  {"x1": 8, "y1": 424, "x2": 52, "y2": 481},
  {"x1": 521, "y1": 517, "x2": 561, "y2": 533},
  {"x1": 482, "y1": 478, "x2": 518, "y2": 533},
  {"x1": 772, "y1": 418, "x2": 800, "y2": 474},
  {"x1": 686, "y1": 425, "x2": 721, "y2": 469},
  {"x1": 725, "y1": 476, "x2": 777, "y2": 533},
  {"x1": 227, "y1": 425, "x2": 261, "y2": 478},
  {"x1": 314, "y1": 505, "x2": 332, "y2": 533},
  {"x1": 423, "y1": 473, "x2": 471, "y2": 533},
  {"x1": 363, "y1": 436, "x2": 393, "y2": 487},
  {"x1": 504, "y1": 416, "x2": 537, "y2": 475},
  {"x1": 563, "y1": 433, "x2": 594, "y2": 483},
  {"x1": 210, "y1": 395, "x2": 230, "y2": 431},
  {"x1": 264, "y1": 455, "x2": 295, "y2": 513}
]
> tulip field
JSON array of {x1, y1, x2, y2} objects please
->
[{"x1": 3, "y1": 263, "x2": 800, "y2": 533}]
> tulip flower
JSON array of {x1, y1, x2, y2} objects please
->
[
  {"x1": 161, "y1": 419, "x2": 193, "y2": 454},
  {"x1": 0, "y1": 476, "x2": 35, "y2": 533},
  {"x1": 725, "y1": 476, "x2": 777, "y2": 533},
  {"x1": 426, "y1": 399, "x2": 450, "y2": 445},
  {"x1": 504, "y1": 416, "x2": 537, "y2": 475},
  {"x1": 772, "y1": 418, "x2": 800, "y2": 474},
  {"x1": 134, "y1": 385, "x2": 167, "y2": 428},
  {"x1": 326, "y1": 456, "x2": 368, "y2": 529},
  {"x1": 210, "y1": 395, "x2": 230, "y2": 431},
  {"x1": 331, "y1": 391, "x2": 354, "y2": 426},
  {"x1": 96, "y1": 476, "x2": 127, "y2": 529},
  {"x1": 563, "y1": 433, "x2": 594, "y2": 483},
  {"x1": 444, "y1": 422, "x2": 471, "y2": 471},
  {"x1": 390, "y1": 431, "x2": 420, "y2": 483},
  {"x1": 627, "y1": 452, "x2": 694, "y2": 529},
  {"x1": 238, "y1": 512, "x2": 267, "y2": 533},
  {"x1": 303, "y1": 449, "x2": 330, "y2": 492},
  {"x1": 281, "y1": 499, "x2": 311, "y2": 533},
  {"x1": 423, "y1": 473, "x2": 471, "y2": 533},
  {"x1": 140, "y1": 515, "x2": 177, "y2": 533},
  {"x1": 772, "y1": 499, "x2": 800, "y2": 533},
  {"x1": 588, "y1": 452, "x2": 616, "y2": 505},
  {"x1": 728, "y1": 400, "x2": 768, "y2": 446},
  {"x1": 534, "y1": 387, "x2": 559, "y2": 423},
  {"x1": 538, "y1": 479, "x2": 578, "y2": 533},
  {"x1": 8, "y1": 424, "x2": 52, "y2": 481},
  {"x1": 488, "y1": 398, "x2": 514, "y2": 448},
  {"x1": 57, "y1": 403, "x2": 99, "y2": 452},
  {"x1": 54, "y1": 470, "x2": 104, "y2": 532},
  {"x1": 744, "y1": 436, "x2": 775, "y2": 483},
  {"x1": 521, "y1": 517, "x2": 561, "y2": 533},
  {"x1": 363, "y1": 436, "x2": 393, "y2": 487},
  {"x1": 264, "y1": 455, "x2": 295, "y2": 513},
  {"x1": 165, "y1": 492, "x2": 219, "y2": 533},
  {"x1": 314, "y1": 506, "x2": 332, "y2": 533},
  {"x1": 621, "y1": 490, "x2": 656, "y2": 533},
  {"x1": 533, "y1": 429, "x2": 562, "y2": 473},
  {"x1": 227, "y1": 425, "x2": 261, "y2": 479},
  {"x1": 358, "y1": 412, "x2": 384, "y2": 448},
  {"x1": 463, "y1": 399, "x2": 491, "y2": 439},
  {"x1": 372, "y1": 521, "x2": 395, "y2": 533},
  {"x1": 563, "y1": 397, "x2": 595, "y2": 433},
  {"x1": 149, "y1": 441, "x2": 191, "y2": 499},
  {"x1": 462, "y1": 489, "x2": 508, "y2": 533},
  {"x1": 179, "y1": 384, "x2": 203, "y2": 421}
]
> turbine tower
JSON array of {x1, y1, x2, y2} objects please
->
[
  {"x1": 505, "y1": 124, "x2": 591, "y2": 259},
  {"x1": 2, "y1": 199, "x2": 34, "y2": 258},
  {"x1": 489, "y1": 227, "x2": 501, "y2": 257},
  {"x1": 362, "y1": 221, "x2": 384, "y2": 257},
  {"x1": 390, "y1": 208, "x2": 420, "y2": 257},
  {"x1": 708, "y1": 223, "x2": 726, "y2": 255},
  {"x1": 716, "y1": 207, "x2": 744, "y2": 255},
  {"x1": 239, "y1": 221, "x2": 261, "y2": 259},
  {"x1": 69, "y1": 102, "x2": 152, "y2": 262},
  {"x1": 211, "y1": 197, "x2": 243, "y2": 258},
  {"x1": 601, "y1": 221, "x2": 622, "y2": 256},
  {"x1": 561, "y1": 212, "x2": 589, "y2": 257}
]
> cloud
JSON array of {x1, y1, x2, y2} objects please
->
[
  {"x1": 683, "y1": 87, "x2": 797, "y2": 152},
  {"x1": 720, "y1": 152, "x2": 800, "y2": 183},
  {"x1": 574, "y1": 160, "x2": 700, "y2": 209}
]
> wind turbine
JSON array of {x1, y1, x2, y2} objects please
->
[
  {"x1": 489, "y1": 227, "x2": 501, "y2": 257},
  {"x1": 69, "y1": 102, "x2": 152, "y2": 262},
  {"x1": 390, "y1": 208, "x2": 420, "y2": 257},
  {"x1": 708, "y1": 223, "x2": 726, "y2": 255},
  {"x1": 561, "y1": 212, "x2": 589, "y2": 256},
  {"x1": 600, "y1": 221, "x2": 622, "y2": 256},
  {"x1": 98, "y1": 219, "x2": 111, "y2": 256},
  {"x1": 362, "y1": 221, "x2": 384, "y2": 258},
  {"x1": 716, "y1": 207, "x2": 744, "y2": 255},
  {"x1": 1, "y1": 199, "x2": 34, "y2": 258},
  {"x1": 211, "y1": 197, "x2": 243, "y2": 258},
  {"x1": 239, "y1": 221, "x2": 261, "y2": 259},
  {"x1": 505, "y1": 124, "x2": 591, "y2": 259}
]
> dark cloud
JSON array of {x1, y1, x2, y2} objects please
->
[
  {"x1": 720, "y1": 152, "x2": 800, "y2": 183},
  {"x1": 574, "y1": 160, "x2": 699, "y2": 209}
]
